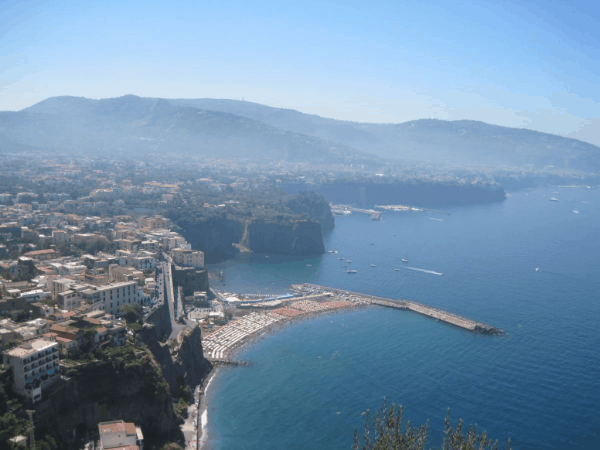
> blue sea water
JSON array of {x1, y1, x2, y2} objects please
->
[{"x1": 204, "y1": 187, "x2": 600, "y2": 450}]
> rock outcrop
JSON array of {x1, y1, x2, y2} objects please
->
[
  {"x1": 34, "y1": 356, "x2": 179, "y2": 448},
  {"x1": 141, "y1": 324, "x2": 212, "y2": 400},
  {"x1": 245, "y1": 219, "x2": 325, "y2": 255}
]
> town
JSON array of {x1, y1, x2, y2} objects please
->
[{"x1": 0, "y1": 150, "x2": 505, "y2": 450}]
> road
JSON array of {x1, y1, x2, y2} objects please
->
[{"x1": 156, "y1": 258, "x2": 186, "y2": 343}]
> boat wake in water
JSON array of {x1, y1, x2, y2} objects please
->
[{"x1": 404, "y1": 266, "x2": 444, "y2": 276}]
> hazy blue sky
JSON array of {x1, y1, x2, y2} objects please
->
[{"x1": 2, "y1": 0, "x2": 599, "y2": 144}]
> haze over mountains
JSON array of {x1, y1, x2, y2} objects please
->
[{"x1": 1, "y1": 95, "x2": 598, "y2": 173}]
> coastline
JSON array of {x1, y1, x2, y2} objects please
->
[
  {"x1": 197, "y1": 364, "x2": 221, "y2": 450},
  {"x1": 197, "y1": 304, "x2": 371, "y2": 449}
]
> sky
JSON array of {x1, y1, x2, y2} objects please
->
[{"x1": 1, "y1": 0, "x2": 600, "y2": 145}]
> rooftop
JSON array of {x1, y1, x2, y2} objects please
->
[
  {"x1": 4, "y1": 338, "x2": 57, "y2": 358},
  {"x1": 99, "y1": 420, "x2": 137, "y2": 435}
]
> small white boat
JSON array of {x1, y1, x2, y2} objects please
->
[
  {"x1": 343, "y1": 265, "x2": 348, "y2": 267},
  {"x1": 306, "y1": 264, "x2": 311, "y2": 267},
  {"x1": 402, "y1": 259, "x2": 408, "y2": 263},
  {"x1": 346, "y1": 260, "x2": 352, "y2": 263},
  {"x1": 370, "y1": 264, "x2": 376, "y2": 267},
  {"x1": 535, "y1": 268, "x2": 540, "y2": 272},
  {"x1": 573, "y1": 210, "x2": 580, "y2": 214},
  {"x1": 345, "y1": 270, "x2": 357, "y2": 274},
  {"x1": 550, "y1": 197, "x2": 559, "y2": 202},
  {"x1": 394, "y1": 268, "x2": 401, "y2": 272}
]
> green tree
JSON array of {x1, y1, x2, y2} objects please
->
[
  {"x1": 353, "y1": 399, "x2": 511, "y2": 450},
  {"x1": 353, "y1": 399, "x2": 428, "y2": 450}
]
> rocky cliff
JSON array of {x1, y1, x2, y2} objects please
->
[
  {"x1": 176, "y1": 214, "x2": 244, "y2": 263},
  {"x1": 34, "y1": 354, "x2": 179, "y2": 448},
  {"x1": 245, "y1": 219, "x2": 325, "y2": 255},
  {"x1": 141, "y1": 324, "x2": 211, "y2": 400},
  {"x1": 285, "y1": 191, "x2": 335, "y2": 234},
  {"x1": 177, "y1": 214, "x2": 326, "y2": 262}
]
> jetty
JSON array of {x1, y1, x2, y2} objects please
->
[
  {"x1": 291, "y1": 284, "x2": 504, "y2": 335},
  {"x1": 330, "y1": 203, "x2": 383, "y2": 216}
]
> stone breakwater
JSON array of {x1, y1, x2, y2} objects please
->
[{"x1": 292, "y1": 284, "x2": 505, "y2": 335}]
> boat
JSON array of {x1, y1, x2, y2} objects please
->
[
  {"x1": 535, "y1": 268, "x2": 540, "y2": 272},
  {"x1": 345, "y1": 270, "x2": 357, "y2": 274},
  {"x1": 306, "y1": 264, "x2": 311, "y2": 267},
  {"x1": 343, "y1": 265, "x2": 348, "y2": 267},
  {"x1": 346, "y1": 260, "x2": 352, "y2": 263},
  {"x1": 338, "y1": 257, "x2": 343, "y2": 260},
  {"x1": 370, "y1": 264, "x2": 376, "y2": 267},
  {"x1": 394, "y1": 268, "x2": 401, "y2": 271},
  {"x1": 402, "y1": 259, "x2": 408, "y2": 263},
  {"x1": 573, "y1": 210, "x2": 580, "y2": 214},
  {"x1": 550, "y1": 197, "x2": 559, "y2": 202}
]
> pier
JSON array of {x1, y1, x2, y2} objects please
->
[{"x1": 291, "y1": 284, "x2": 504, "y2": 335}]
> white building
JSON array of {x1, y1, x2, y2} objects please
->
[
  {"x1": 2, "y1": 338, "x2": 60, "y2": 402},
  {"x1": 172, "y1": 248, "x2": 204, "y2": 268},
  {"x1": 98, "y1": 420, "x2": 144, "y2": 450},
  {"x1": 82, "y1": 281, "x2": 149, "y2": 317}
]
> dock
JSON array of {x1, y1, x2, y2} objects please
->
[{"x1": 291, "y1": 284, "x2": 504, "y2": 335}]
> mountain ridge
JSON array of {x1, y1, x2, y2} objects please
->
[
  {"x1": 165, "y1": 97, "x2": 600, "y2": 171},
  {"x1": 0, "y1": 94, "x2": 598, "y2": 172},
  {"x1": 0, "y1": 95, "x2": 374, "y2": 164}
]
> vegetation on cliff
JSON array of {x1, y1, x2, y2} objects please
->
[{"x1": 0, "y1": 369, "x2": 58, "y2": 450}]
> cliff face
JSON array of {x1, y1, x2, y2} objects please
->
[
  {"x1": 178, "y1": 215, "x2": 244, "y2": 263},
  {"x1": 34, "y1": 357, "x2": 178, "y2": 447},
  {"x1": 282, "y1": 181, "x2": 506, "y2": 207},
  {"x1": 245, "y1": 219, "x2": 325, "y2": 255},
  {"x1": 178, "y1": 214, "x2": 326, "y2": 262},
  {"x1": 141, "y1": 325, "x2": 211, "y2": 399},
  {"x1": 285, "y1": 191, "x2": 335, "y2": 234}
]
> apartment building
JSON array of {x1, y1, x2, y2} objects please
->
[
  {"x1": 172, "y1": 248, "x2": 204, "y2": 268},
  {"x1": 22, "y1": 249, "x2": 59, "y2": 261},
  {"x1": 82, "y1": 281, "x2": 149, "y2": 316},
  {"x1": 108, "y1": 265, "x2": 144, "y2": 286},
  {"x1": 2, "y1": 338, "x2": 60, "y2": 402}
]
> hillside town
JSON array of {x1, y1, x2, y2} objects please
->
[
  {"x1": 0, "y1": 211, "x2": 206, "y2": 397},
  {"x1": 0, "y1": 150, "x2": 512, "y2": 450}
]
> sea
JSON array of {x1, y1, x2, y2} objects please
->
[{"x1": 203, "y1": 186, "x2": 600, "y2": 450}]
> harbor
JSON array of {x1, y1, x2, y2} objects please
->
[
  {"x1": 202, "y1": 283, "x2": 503, "y2": 361},
  {"x1": 291, "y1": 284, "x2": 504, "y2": 335}
]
